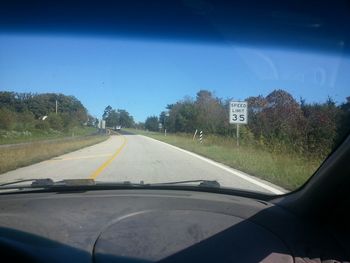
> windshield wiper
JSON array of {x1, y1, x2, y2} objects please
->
[
  {"x1": 0, "y1": 179, "x2": 220, "y2": 192},
  {"x1": 0, "y1": 178, "x2": 54, "y2": 188},
  {"x1": 96, "y1": 180, "x2": 220, "y2": 188},
  {"x1": 0, "y1": 178, "x2": 95, "y2": 190},
  {"x1": 146, "y1": 180, "x2": 220, "y2": 188}
]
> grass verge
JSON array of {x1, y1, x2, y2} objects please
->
[
  {"x1": 0, "y1": 135, "x2": 108, "y2": 174},
  {"x1": 0, "y1": 126, "x2": 99, "y2": 145},
  {"x1": 125, "y1": 128, "x2": 322, "y2": 191}
]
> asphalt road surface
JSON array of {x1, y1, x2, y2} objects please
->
[{"x1": 0, "y1": 131, "x2": 285, "y2": 194}]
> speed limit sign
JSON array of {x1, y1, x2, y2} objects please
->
[{"x1": 229, "y1": 101, "x2": 248, "y2": 124}]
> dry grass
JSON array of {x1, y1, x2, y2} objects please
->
[
  {"x1": 0, "y1": 127, "x2": 99, "y2": 145},
  {"x1": 0, "y1": 135, "x2": 108, "y2": 174}
]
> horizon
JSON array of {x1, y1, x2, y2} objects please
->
[{"x1": 1, "y1": 34, "x2": 349, "y2": 122}]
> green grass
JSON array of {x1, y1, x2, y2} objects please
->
[
  {"x1": 0, "y1": 126, "x2": 98, "y2": 145},
  {"x1": 125, "y1": 128, "x2": 322, "y2": 191},
  {"x1": 0, "y1": 134, "x2": 108, "y2": 174}
]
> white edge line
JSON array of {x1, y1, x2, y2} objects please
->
[{"x1": 139, "y1": 135, "x2": 285, "y2": 195}]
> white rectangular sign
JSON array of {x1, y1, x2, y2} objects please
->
[
  {"x1": 99, "y1": 120, "x2": 106, "y2": 129},
  {"x1": 229, "y1": 101, "x2": 248, "y2": 124}
]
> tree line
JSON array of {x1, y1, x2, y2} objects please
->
[
  {"x1": 145, "y1": 89, "x2": 350, "y2": 158},
  {"x1": 0, "y1": 91, "x2": 92, "y2": 132},
  {"x1": 102, "y1": 105, "x2": 135, "y2": 128}
]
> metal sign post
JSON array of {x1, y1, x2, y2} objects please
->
[{"x1": 229, "y1": 101, "x2": 248, "y2": 147}]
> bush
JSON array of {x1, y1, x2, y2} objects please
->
[
  {"x1": 35, "y1": 120, "x2": 50, "y2": 131},
  {"x1": 48, "y1": 114, "x2": 63, "y2": 131},
  {"x1": 15, "y1": 111, "x2": 35, "y2": 131},
  {"x1": 0, "y1": 108, "x2": 16, "y2": 130},
  {"x1": 240, "y1": 126, "x2": 255, "y2": 145}
]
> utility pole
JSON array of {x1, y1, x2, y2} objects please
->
[{"x1": 55, "y1": 100, "x2": 58, "y2": 115}]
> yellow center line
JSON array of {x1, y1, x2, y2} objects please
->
[
  {"x1": 89, "y1": 135, "x2": 127, "y2": 180},
  {"x1": 49, "y1": 153, "x2": 113, "y2": 162}
]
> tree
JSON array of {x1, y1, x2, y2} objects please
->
[
  {"x1": 102, "y1": 106, "x2": 135, "y2": 128},
  {"x1": 145, "y1": 116, "x2": 159, "y2": 131},
  {"x1": 159, "y1": 111, "x2": 167, "y2": 128},
  {"x1": 0, "y1": 91, "x2": 89, "y2": 132},
  {"x1": 118, "y1": 109, "x2": 134, "y2": 128},
  {"x1": 246, "y1": 95, "x2": 268, "y2": 137},
  {"x1": 101, "y1": 106, "x2": 135, "y2": 128},
  {"x1": 0, "y1": 92, "x2": 16, "y2": 111},
  {"x1": 262, "y1": 90, "x2": 307, "y2": 149},
  {"x1": 103, "y1": 105, "x2": 113, "y2": 120},
  {"x1": 106, "y1": 109, "x2": 119, "y2": 128},
  {"x1": 302, "y1": 99, "x2": 341, "y2": 156},
  {"x1": 174, "y1": 101, "x2": 198, "y2": 132},
  {"x1": 337, "y1": 97, "x2": 350, "y2": 144},
  {"x1": 135, "y1": 122, "x2": 145, "y2": 130},
  {"x1": 195, "y1": 90, "x2": 225, "y2": 133}
]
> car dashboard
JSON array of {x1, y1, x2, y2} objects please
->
[{"x1": 0, "y1": 189, "x2": 347, "y2": 263}]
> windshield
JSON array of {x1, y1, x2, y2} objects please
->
[{"x1": 0, "y1": 18, "x2": 349, "y2": 195}]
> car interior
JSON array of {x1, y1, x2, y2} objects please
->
[{"x1": 0, "y1": 1, "x2": 349, "y2": 262}]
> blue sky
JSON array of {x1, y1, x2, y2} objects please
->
[{"x1": 0, "y1": 34, "x2": 349, "y2": 122}]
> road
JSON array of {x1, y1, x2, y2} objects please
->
[{"x1": 0, "y1": 131, "x2": 285, "y2": 194}]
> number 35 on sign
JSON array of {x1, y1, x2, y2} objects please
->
[{"x1": 229, "y1": 101, "x2": 248, "y2": 124}]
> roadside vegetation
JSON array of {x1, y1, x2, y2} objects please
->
[
  {"x1": 136, "y1": 89, "x2": 350, "y2": 191},
  {"x1": 0, "y1": 135, "x2": 108, "y2": 174},
  {"x1": 125, "y1": 128, "x2": 318, "y2": 191},
  {"x1": 0, "y1": 92, "x2": 101, "y2": 144},
  {"x1": 0, "y1": 126, "x2": 98, "y2": 145},
  {"x1": 0, "y1": 91, "x2": 110, "y2": 173},
  {"x1": 102, "y1": 105, "x2": 135, "y2": 129}
]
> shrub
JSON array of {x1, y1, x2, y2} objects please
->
[
  {"x1": 15, "y1": 111, "x2": 35, "y2": 131},
  {"x1": 48, "y1": 114, "x2": 64, "y2": 131},
  {"x1": 0, "y1": 108, "x2": 16, "y2": 130},
  {"x1": 35, "y1": 120, "x2": 50, "y2": 131}
]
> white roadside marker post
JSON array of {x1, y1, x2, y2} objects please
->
[{"x1": 193, "y1": 129, "x2": 198, "y2": 141}]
